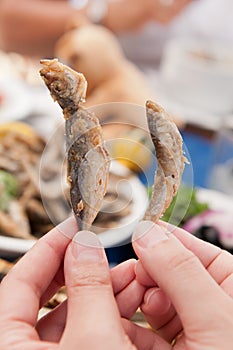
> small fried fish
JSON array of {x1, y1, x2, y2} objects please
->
[
  {"x1": 40, "y1": 59, "x2": 110, "y2": 230},
  {"x1": 144, "y1": 101, "x2": 187, "y2": 222}
]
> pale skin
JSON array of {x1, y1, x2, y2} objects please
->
[
  {"x1": 0, "y1": 0, "x2": 191, "y2": 56},
  {"x1": 1, "y1": 217, "x2": 233, "y2": 349}
]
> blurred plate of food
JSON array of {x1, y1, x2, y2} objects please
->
[
  {"x1": 0, "y1": 121, "x2": 52, "y2": 258},
  {"x1": 0, "y1": 78, "x2": 32, "y2": 123},
  {"x1": 0, "y1": 162, "x2": 149, "y2": 256},
  {"x1": 0, "y1": 121, "x2": 149, "y2": 257},
  {"x1": 185, "y1": 188, "x2": 233, "y2": 251},
  {"x1": 162, "y1": 184, "x2": 233, "y2": 252}
]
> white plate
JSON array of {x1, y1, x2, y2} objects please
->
[
  {"x1": 0, "y1": 78, "x2": 32, "y2": 123},
  {"x1": 197, "y1": 188, "x2": 233, "y2": 213},
  {"x1": 0, "y1": 162, "x2": 148, "y2": 258},
  {"x1": 0, "y1": 236, "x2": 36, "y2": 258}
]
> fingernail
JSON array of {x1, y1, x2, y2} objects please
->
[
  {"x1": 158, "y1": 221, "x2": 176, "y2": 235},
  {"x1": 56, "y1": 216, "x2": 78, "y2": 239},
  {"x1": 144, "y1": 288, "x2": 158, "y2": 305},
  {"x1": 71, "y1": 231, "x2": 104, "y2": 261},
  {"x1": 144, "y1": 288, "x2": 171, "y2": 314},
  {"x1": 132, "y1": 220, "x2": 168, "y2": 248}
]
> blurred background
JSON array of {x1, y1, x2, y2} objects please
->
[{"x1": 0, "y1": 0, "x2": 233, "y2": 279}]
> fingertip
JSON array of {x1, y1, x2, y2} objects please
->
[
  {"x1": 55, "y1": 216, "x2": 78, "y2": 240},
  {"x1": 132, "y1": 220, "x2": 168, "y2": 249},
  {"x1": 134, "y1": 260, "x2": 155, "y2": 287},
  {"x1": 70, "y1": 231, "x2": 105, "y2": 262},
  {"x1": 132, "y1": 220, "x2": 156, "y2": 241},
  {"x1": 142, "y1": 287, "x2": 171, "y2": 316}
]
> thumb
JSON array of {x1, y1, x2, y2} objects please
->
[
  {"x1": 60, "y1": 231, "x2": 128, "y2": 350},
  {"x1": 132, "y1": 221, "x2": 226, "y2": 328}
]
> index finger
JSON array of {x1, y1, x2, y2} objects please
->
[
  {"x1": 137, "y1": 221, "x2": 233, "y2": 288},
  {"x1": 159, "y1": 221, "x2": 233, "y2": 287},
  {"x1": 132, "y1": 221, "x2": 225, "y2": 327},
  {"x1": 0, "y1": 216, "x2": 78, "y2": 326}
]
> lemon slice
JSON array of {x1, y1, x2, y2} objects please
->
[
  {"x1": 0, "y1": 122, "x2": 37, "y2": 139},
  {"x1": 110, "y1": 129, "x2": 153, "y2": 172}
]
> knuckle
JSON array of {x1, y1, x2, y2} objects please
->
[
  {"x1": 166, "y1": 250, "x2": 198, "y2": 274},
  {"x1": 218, "y1": 249, "x2": 232, "y2": 261},
  {"x1": 68, "y1": 263, "x2": 110, "y2": 289}
]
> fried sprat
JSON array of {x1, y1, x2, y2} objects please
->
[
  {"x1": 40, "y1": 59, "x2": 110, "y2": 230},
  {"x1": 144, "y1": 101, "x2": 187, "y2": 222}
]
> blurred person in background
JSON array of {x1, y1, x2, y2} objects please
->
[
  {"x1": 0, "y1": 0, "x2": 233, "y2": 70},
  {"x1": 0, "y1": 0, "x2": 191, "y2": 60},
  {"x1": 118, "y1": 0, "x2": 233, "y2": 70}
]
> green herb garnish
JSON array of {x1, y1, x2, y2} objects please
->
[
  {"x1": 148, "y1": 184, "x2": 209, "y2": 227},
  {"x1": 0, "y1": 170, "x2": 19, "y2": 211}
]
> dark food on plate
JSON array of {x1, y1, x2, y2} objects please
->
[
  {"x1": 0, "y1": 123, "x2": 136, "y2": 240},
  {"x1": 40, "y1": 59, "x2": 110, "y2": 230},
  {"x1": 0, "y1": 122, "x2": 53, "y2": 239}
]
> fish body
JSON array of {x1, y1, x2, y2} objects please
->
[
  {"x1": 144, "y1": 101, "x2": 187, "y2": 222},
  {"x1": 40, "y1": 59, "x2": 110, "y2": 230}
]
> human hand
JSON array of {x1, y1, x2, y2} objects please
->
[
  {"x1": 131, "y1": 220, "x2": 233, "y2": 349},
  {"x1": 0, "y1": 217, "x2": 159, "y2": 349}
]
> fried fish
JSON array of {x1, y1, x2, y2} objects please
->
[
  {"x1": 144, "y1": 101, "x2": 187, "y2": 222},
  {"x1": 40, "y1": 59, "x2": 110, "y2": 230}
]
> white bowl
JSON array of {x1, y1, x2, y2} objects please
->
[{"x1": 160, "y1": 38, "x2": 233, "y2": 115}]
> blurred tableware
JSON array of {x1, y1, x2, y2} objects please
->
[
  {"x1": 159, "y1": 38, "x2": 233, "y2": 115},
  {"x1": 185, "y1": 188, "x2": 233, "y2": 251},
  {"x1": 147, "y1": 68, "x2": 221, "y2": 131},
  {"x1": 0, "y1": 78, "x2": 32, "y2": 123},
  {"x1": 0, "y1": 236, "x2": 36, "y2": 259},
  {"x1": 208, "y1": 115, "x2": 233, "y2": 195}
]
